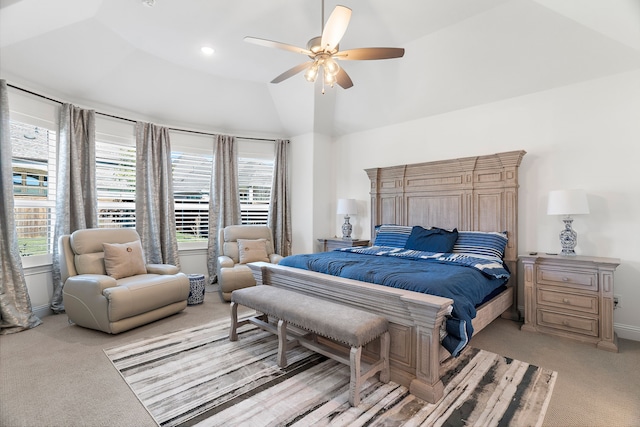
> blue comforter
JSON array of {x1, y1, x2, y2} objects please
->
[{"x1": 278, "y1": 246, "x2": 510, "y2": 356}]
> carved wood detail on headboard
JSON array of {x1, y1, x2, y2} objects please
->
[{"x1": 365, "y1": 150, "x2": 526, "y2": 286}]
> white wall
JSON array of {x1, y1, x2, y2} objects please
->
[
  {"x1": 329, "y1": 70, "x2": 640, "y2": 341},
  {"x1": 289, "y1": 132, "x2": 334, "y2": 254}
]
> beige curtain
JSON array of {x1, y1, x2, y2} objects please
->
[
  {"x1": 0, "y1": 80, "x2": 42, "y2": 333},
  {"x1": 268, "y1": 139, "x2": 292, "y2": 256},
  {"x1": 207, "y1": 134, "x2": 240, "y2": 283},
  {"x1": 135, "y1": 122, "x2": 180, "y2": 266},
  {"x1": 50, "y1": 103, "x2": 98, "y2": 313}
]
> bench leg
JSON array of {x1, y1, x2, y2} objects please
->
[
  {"x1": 277, "y1": 319, "x2": 288, "y2": 368},
  {"x1": 380, "y1": 331, "x2": 390, "y2": 383},
  {"x1": 229, "y1": 302, "x2": 239, "y2": 341},
  {"x1": 349, "y1": 346, "x2": 362, "y2": 406}
]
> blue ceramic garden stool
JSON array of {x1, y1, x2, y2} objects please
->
[{"x1": 187, "y1": 274, "x2": 206, "y2": 305}]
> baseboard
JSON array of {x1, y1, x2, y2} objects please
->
[
  {"x1": 615, "y1": 323, "x2": 640, "y2": 342},
  {"x1": 516, "y1": 305, "x2": 639, "y2": 342},
  {"x1": 33, "y1": 304, "x2": 53, "y2": 319},
  {"x1": 28, "y1": 300, "x2": 640, "y2": 342}
]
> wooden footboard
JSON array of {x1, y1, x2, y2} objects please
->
[{"x1": 250, "y1": 262, "x2": 455, "y2": 403}]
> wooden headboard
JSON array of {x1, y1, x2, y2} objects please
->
[{"x1": 365, "y1": 150, "x2": 526, "y2": 287}]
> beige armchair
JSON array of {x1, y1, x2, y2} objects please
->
[
  {"x1": 60, "y1": 228, "x2": 190, "y2": 334},
  {"x1": 217, "y1": 225, "x2": 283, "y2": 302}
]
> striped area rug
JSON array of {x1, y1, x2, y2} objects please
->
[{"x1": 104, "y1": 317, "x2": 556, "y2": 427}]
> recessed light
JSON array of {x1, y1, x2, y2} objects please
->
[{"x1": 201, "y1": 46, "x2": 215, "y2": 56}]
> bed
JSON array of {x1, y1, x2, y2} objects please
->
[{"x1": 248, "y1": 150, "x2": 526, "y2": 404}]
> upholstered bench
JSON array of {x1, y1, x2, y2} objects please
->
[{"x1": 229, "y1": 285, "x2": 390, "y2": 406}]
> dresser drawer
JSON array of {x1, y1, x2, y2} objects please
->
[
  {"x1": 537, "y1": 309, "x2": 599, "y2": 337},
  {"x1": 537, "y1": 288, "x2": 598, "y2": 315},
  {"x1": 536, "y1": 266, "x2": 598, "y2": 291}
]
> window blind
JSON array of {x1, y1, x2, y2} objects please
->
[{"x1": 10, "y1": 121, "x2": 56, "y2": 256}]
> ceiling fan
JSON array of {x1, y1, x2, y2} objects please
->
[{"x1": 244, "y1": 1, "x2": 405, "y2": 90}]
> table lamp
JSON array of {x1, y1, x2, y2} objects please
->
[
  {"x1": 336, "y1": 198, "x2": 357, "y2": 239},
  {"x1": 547, "y1": 189, "x2": 589, "y2": 255}
]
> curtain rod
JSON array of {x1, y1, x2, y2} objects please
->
[
  {"x1": 167, "y1": 127, "x2": 276, "y2": 142},
  {"x1": 6, "y1": 83, "x2": 278, "y2": 143}
]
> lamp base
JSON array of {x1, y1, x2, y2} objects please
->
[
  {"x1": 559, "y1": 216, "x2": 578, "y2": 256},
  {"x1": 341, "y1": 216, "x2": 353, "y2": 239}
]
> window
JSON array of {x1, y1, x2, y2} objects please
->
[
  {"x1": 172, "y1": 151, "x2": 212, "y2": 242},
  {"x1": 96, "y1": 139, "x2": 137, "y2": 229},
  {"x1": 171, "y1": 137, "x2": 274, "y2": 242},
  {"x1": 95, "y1": 117, "x2": 137, "y2": 230},
  {"x1": 10, "y1": 121, "x2": 56, "y2": 257},
  {"x1": 238, "y1": 157, "x2": 274, "y2": 225},
  {"x1": 237, "y1": 138, "x2": 275, "y2": 226}
]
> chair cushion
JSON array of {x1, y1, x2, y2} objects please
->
[
  {"x1": 104, "y1": 273, "x2": 190, "y2": 322},
  {"x1": 72, "y1": 228, "x2": 141, "y2": 254},
  {"x1": 103, "y1": 240, "x2": 147, "y2": 279},
  {"x1": 71, "y1": 228, "x2": 142, "y2": 275},
  {"x1": 237, "y1": 239, "x2": 270, "y2": 264},
  {"x1": 222, "y1": 225, "x2": 275, "y2": 263}
]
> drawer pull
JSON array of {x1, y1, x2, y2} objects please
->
[
  {"x1": 562, "y1": 277, "x2": 569, "y2": 282},
  {"x1": 562, "y1": 320, "x2": 570, "y2": 326},
  {"x1": 562, "y1": 298, "x2": 570, "y2": 304}
]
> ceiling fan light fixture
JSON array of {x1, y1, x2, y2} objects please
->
[
  {"x1": 324, "y1": 57, "x2": 340, "y2": 76},
  {"x1": 304, "y1": 63, "x2": 319, "y2": 82},
  {"x1": 323, "y1": 70, "x2": 337, "y2": 86}
]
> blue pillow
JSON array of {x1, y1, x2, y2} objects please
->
[
  {"x1": 404, "y1": 226, "x2": 458, "y2": 253},
  {"x1": 452, "y1": 231, "x2": 508, "y2": 261},
  {"x1": 373, "y1": 224, "x2": 412, "y2": 248}
]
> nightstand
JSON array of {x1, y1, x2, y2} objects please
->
[
  {"x1": 520, "y1": 254, "x2": 620, "y2": 352},
  {"x1": 317, "y1": 238, "x2": 369, "y2": 252}
]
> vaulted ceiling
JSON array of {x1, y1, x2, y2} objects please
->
[{"x1": 1, "y1": 0, "x2": 639, "y2": 138}]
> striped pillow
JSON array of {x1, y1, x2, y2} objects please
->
[
  {"x1": 452, "y1": 231, "x2": 508, "y2": 261},
  {"x1": 373, "y1": 224, "x2": 413, "y2": 248}
]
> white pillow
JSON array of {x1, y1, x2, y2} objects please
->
[
  {"x1": 103, "y1": 240, "x2": 147, "y2": 279},
  {"x1": 237, "y1": 239, "x2": 270, "y2": 264}
]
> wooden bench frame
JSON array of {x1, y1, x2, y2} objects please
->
[{"x1": 230, "y1": 293, "x2": 390, "y2": 406}]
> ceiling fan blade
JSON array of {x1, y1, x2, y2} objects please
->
[
  {"x1": 271, "y1": 62, "x2": 311, "y2": 84},
  {"x1": 320, "y1": 6, "x2": 352, "y2": 52},
  {"x1": 244, "y1": 36, "x2": 312, "y2": 56},
  {"x1": 335, "y1": 67, "x2": 353, "y2": 89},
  {"x1": 335, "y1": 47, "x2": 405, "y2": 60}
]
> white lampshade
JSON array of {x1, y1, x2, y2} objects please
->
[
  {"x1": 547, "y1": 190, "x2": 590, "y2": 216},
  {"x1": 336, "y1": 198, "x2": 357, "y2": 215}
]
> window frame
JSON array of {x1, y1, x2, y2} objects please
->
[{"x1": 9, "y1": 107, "x2": 58, "y2": 267}]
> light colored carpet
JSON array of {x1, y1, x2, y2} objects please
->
[
  {"x1": 2, "y1": 285, "x2": 639, "y2": 427},
  {"x1": 104, "y1": 317, "x2": 556, "y2": 427}
]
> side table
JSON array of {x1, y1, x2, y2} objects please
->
[
  {"x1": 520, "y1": 254, "x2": 620, "y2": 351},
  {"x1": 317, "y1": 238, "x2": 369, "y2": 252},
  {"x1": 187, "y1": 273, "x2": 206, "y2": 305}
]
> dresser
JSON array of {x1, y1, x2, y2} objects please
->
[
  {"x1": 520, "y1": 254, "x2": 619, "y2": 352},
  {"x1": 317, "y1": 238, "x2": 369, "y2": 252}
]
